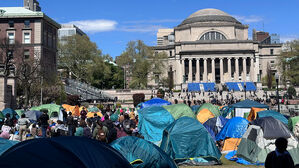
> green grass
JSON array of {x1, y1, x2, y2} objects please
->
[{"x1": 180, "y1": 155, "x2": 262, "y2": 168}]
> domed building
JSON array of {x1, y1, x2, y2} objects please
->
[{"x1": 152, "y1": 8, "x2": 281, "y2": 91}]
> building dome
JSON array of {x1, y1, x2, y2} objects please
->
[{"x1": 179, "y1": 8, "x2": 241, "y2": 27}]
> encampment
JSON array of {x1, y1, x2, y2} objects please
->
[
  {"x1": 160, "y1": 117, "x2": 221, "y2": 166},
  {"x1": 229, "y1": 100, "x2": 269, "y2": 118},
  {"x1": 111, "y1": 136, "x2": 177, "y2": 168},
  {"x1": 196, "y1": 103, "x2": 221, "y2": 123},
  {"x1": 31, "y1": 104, "x2": 63, "y2": 120}
]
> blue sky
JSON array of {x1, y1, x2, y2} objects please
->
[{"x1": 1, "y1": 0, "x2": 299, "y2": 58}]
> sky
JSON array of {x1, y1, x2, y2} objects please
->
[{"x1": 1, "y1": 0, "x2": 299, "y2": 58}]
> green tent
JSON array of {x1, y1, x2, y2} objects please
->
[
  {"x1": 288, "y1": 116, "x2": 299, "y2": 132},
  {"x1": 0, "y1": 111, "x2": 4, "y2": 120},
  {"x1": 197, "y1": 103, "x2": 221, "y2": 117},
  {"x1": 31, "y1": 104, "x2": 61, "y2": 118},
  {"x1": 163, "y1": 104, "x2": 195, "y2": 120},
  {"x1": 160, "y1": 117, "x2": 221, "y2": 165},
  {"x1": 87, "y1": 107, "x2": 99, "y2": 112},
  {"x1": 15, "y1": 110, "x2": 25, "y2": 117}
]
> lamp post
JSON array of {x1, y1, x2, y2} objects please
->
[
  {"x1": 244, "y1": 82, "x2": 247, "y2": 100},
  {"x1": 275, "y1": 73, "x2": 280, "y2": 113}
]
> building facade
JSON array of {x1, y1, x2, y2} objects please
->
[
  {"x1": 153, "y1": 9, "x2": 282, "y2": 90},
  {"x1": 58, "y1": 24, "x2": 86, "y2": 45}
]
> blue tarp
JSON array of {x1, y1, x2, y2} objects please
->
[
  {"x1": 140, "y1": 98, "x2": 171, "y2": 109},
  {"x1": 225, "y1": 82, "x2": 241, "y2": 91},
  {"x1": 204, "y1": 116, "x2": 229, "y2": 141},
  {"x1": 188, "y1": 83, "x2": 200, "y2": 92},
  {"x1": 230, "y1": 99, "x2": 269, "y2": 109},
  {"x1": 225, "y1": 82, "x2": 256, "y2": 91},
  {"x1": 187, "y1": 83, "x2": 216, "y2": 92},
  {"x1": 110, "y1": 136, "x2": 177, "y2": 168},
  {"x1": 216, "y1": 117, "x2": 249, "y2": 141},
  {"x1": 138, "y1": 106, "x2": 175, "y2": 143},
  {"x1": 0, "y1": 137, "x2": 132, "y2": 168},
  {"x1": 0, "y1": 138, "x2": 18, "y2": 156},
  {"x1": 257, "y1": 110, "x2": 288, "y2": 125},
  {"x1": 225, "y1": 150, "x2": 264, "y2": 166}
]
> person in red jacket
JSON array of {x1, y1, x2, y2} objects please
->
[{"x1": 80, "y1": 107, "x2": 87, "y2": 120}]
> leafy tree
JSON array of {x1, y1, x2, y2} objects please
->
[{"x1": 287, "y1": 86, "x2": 296, "y2": 99}]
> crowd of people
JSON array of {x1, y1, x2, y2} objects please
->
[{"x1": 0, "y1": 106, "x2": 141, "y2": 143}]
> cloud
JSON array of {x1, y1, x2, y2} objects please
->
[
  {"x1": 67, "y1": 19, "x2": 117, "y2": 33},
  {"x1": 233, "y1": 15, "x2": 263, "y2": 23},
  {"x1": 280, "y1": 35, "x2": 299, "y2": 43},
  {"x1": 123, "y1": 19, "x2": 182, "y2": 24}
]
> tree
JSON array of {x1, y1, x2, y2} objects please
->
[
  {"x1": 279, "y1": 40, "x2": 299, "y2": 86},
  {"x1": 266, "y1": 63, "x2": 273, "y2": 89}
]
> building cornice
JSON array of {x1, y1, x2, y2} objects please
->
[
  {"x1": 176, "y1": 39, "x2": 256, "y2": 45},
  {"x1": 175, "y1": 22, "x2": 248, "y2": 31},
  {"x1": 179, "y1": 49, "x2": 255, "y2": 55}
]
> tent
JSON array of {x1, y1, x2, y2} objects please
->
[
  {"x1": 288, "y1": 116, "x2": 299, "y2": 132},
  {"x1": 160, "y1": 117, "x2": 221, "y2": 166},
  {"x1": 0, "y1": 111, "x2": 4, "y2": 120},
  {"x1": 138, "y1": 106, "x2": 175, "y2": 143},
  {"x1": 15, "y1": 110, "x2": 25, "y2": 118},
  {"x1": 87, "y1": 107, "x2": 100, "y2": 112},
  {"x1": 196, "y1": 103, "x2": 221, "y2": 124},
  {"x1": 140, "y1": 98, "x2": 171, "y2": 109},
  {"x1": 247, "y1": 107, "x2": 266, "y2": 122},
  {"x1": 86, "y1": 112, "x2": 103, "y2": 118},
  {"x1": 257, "y1": 110, "x2": 288, "y2": 125},
  {"x1": 111, "y1": 136, "x2": 177, "y2": 168},
  {"x1": 1, "y1": 108, "x2": 17, "y2": 118},
  {"x1": 191, "y1": 105, "x2": 200, "y2": 114},
  {"x1": 236, "y1": 117, "x2": 299, "y2": 165},
  {"x1": 203, "y1": 116, "x2": 229, "y2": 141},
  {"x1": 229, "y1": 100, "x2": 269, "y2": 117},
  {"x1": 62, "y1": 104, "x2": 80, "y2": 116},
  {"x1": 0, "y1": 138, "x2": 18, "y2": 156},
  {"x1": 0, "y1": 136, "x2": 132, "y2": 168},
  {"x1": 216, "y1": 117, "x2": 249, "y2": 151},
  {"x1": 163, "y1": 104, "x2": 195, "y2": 120},
  {"x1": 31, "y1": 104, "x2": 62, "y2": 119},
  {"x1": 110, "y1": 113, "x2": 119, "y2": 122},
  {"x1": 25, "y1": 110, "x2": 43, "y2": 121}
]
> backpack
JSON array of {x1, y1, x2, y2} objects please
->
[{"x1": 97, "y1": 127, "x2": 106, "y2": 142}]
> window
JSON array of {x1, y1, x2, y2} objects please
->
[
  {"x1": 270, "y1": 49, "x2": 274, "y2": 55},
  {"x1": 24, "y1": 32, "x2": 30, "y2": 44},
  {"x1": 169, "y1": 51, "x2": 172, "y2": 56},
  {"x1": 155, "y1": 75, "x2": 159, "y2": 84},
  {"x1": 24, "y1": 20, "x2": 30, "y2": 28},
  {"x1": 8, "y1": 32, "x2": 15, "y2": 44},
  {"x1": 7, "y1": 50, "x2": 13, "y2": 59},
  {"x1": 24, "y1": 50, "x2": 30, "y2": 59},
  {"x1": 270, "y1": 60, "x2": 275, "y2": 64},
  {"x1": 199, "y1": 31, "x2": 226, "y2": 40},
  {"x1": 8, "y1": 21, "x2": 14, "y2": 28}
]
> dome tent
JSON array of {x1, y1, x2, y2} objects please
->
[
  {"x1": 203, "y1": 116, "x2": 229, "y2": 141},
  {"x1": 257, "y1": 110, "x2": 288, "y2": 125},
  {"x1": 236, "y1": 117, "x2": 299, "y2": 165},
  {"x1": 140, "y1": 98, "x2": 171, "y2": 109},
  {"x1": 229, "y1": 100, "x2": 269, "y2": 118},
  {"x1": 0, "y1": 136, "x2": 132, "y2": 168},
  {"x1": 31, "y1": 104, "x2": 62, "y2": 119},
  {"x1": 196, "y1": 103, "x2": 221, "y2": 123},
  {"x1": 111, "y1": 136, "x2": 177, "y2": 168},
  {"x1": 2, "y1": 108, "x2": 18, "y2": 118},
  {"x1": 0, "y1": 138, "x2": 18, "y2": 155},
  {"x1": 25, "y1": 110, "x2": 43, "y2": 121},
  {"x1": 163, "y1": 104, "x2": 195, "y2": 120},
  {"x1": 160, "y1": 117, "x2": 221, "y2": 166}
]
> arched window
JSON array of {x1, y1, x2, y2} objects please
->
[{"x1": 199, "y1": 31, "x2": 226, "y2": 40}]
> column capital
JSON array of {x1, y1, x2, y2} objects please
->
[
  {"x1": 203, "y1": 58, "x2": 208, "y2": 60},
  {"x1": 227, "y1": 57, "x2": 232, "y2": 60},
  {"x1": 211, "y1": 58, "x2": 215, "y2": 60},
  {"x1": 219, "y1": 57, "x2": 224, "y2": 60}
]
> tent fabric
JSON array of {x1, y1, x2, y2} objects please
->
[
  {"x1": 191, "y1": 105, "x2": 200, "y2": 114},
  {"x1": 0, "y1": 112, "x2": 4, "y2": 120},
  {"x1": 15, "y1": 110, "x2": 25, "y2": 118},
  {"x1": 110, "y1": 113, "x2": 119, "y2": 122},
  {"x1": 247, "y1": 107, "x2": 265, "y2": 122},
  {"x1": 86, "y1": 112, "x2": 103, "y2": 118},
  {"x1": 87, "y1": 107, "x2": 100, "y2": 112},
  {"x1": 0, "y1": 136, "x2": 132, "y2": 168},
  {"x1": 25, "y1": 110, "x2": 43, "y2": 121},
  {"x1": 0, "y1": 138, "x2": 18, "y2": 156},
  {"x1": 236, "y1": 125, "x2": 299, "y2": 165},
  {"x1": 31, "y1": 104, "x2": 61, "y2": 118},
  {"x1": 257, "y1": 110, "x2": 288, "y2": 125},
  {"x1": 197, "y1": 103, "x2": 221, "y2": 117},
  {"x1": 288, "y1": 116, "x2": 299, "y2": 132},
  {"x1": 252, "y1": 117, "x2": 291, "y2": 139},
  {"x1": 138, "y1": 106, "x2": 175, "y2": 143},
  {"x1": 163, "y1": 104, "x2": 195, "y2": 120},
  {"x1": 230, "y1": 99, "x2": 269, "y2": 109},
  {"x1": 140, "y1": 98, "x2": 171, "y2": 109},
  {"x1": 188, "y1": 83, "x2": 201, "y2": 92},
  {"x1": 203, "y1": 116, "x2": 229, "y2": 141},
  {"x1": 2, "y1": 108, "x2": 17, "y2": 117},
  {"x1": 222, "y1": 138, "x2": 241, "y2": 151},
  {"x1": 110, "y1": 136, "x2": 177, "y2": 168},
  {"x1": 160, "y1": 117, "x2": 221, "y2": 165},
  {"x1": 216, "y1": 117, "x2": 249, "y2": 141},
  {"x1": 197, "y1": 109, "x2": 215, "y2": 124},
  {"x1": 62, "y1": 104, "x2": 80, "y2": 116}
]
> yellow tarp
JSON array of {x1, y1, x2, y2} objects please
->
[
  {"x1": 247, "y1": 107, "x2": 265, "y2": 122},
  {"x1": 62, "y1": 104, "x2": 80, "y2": 116},
  {"x1": 196, "y1": 108, "x2": 215, "y2": 124},
  {"x1": 222, "y1": 138, "x2": 241, "y2": 151},
  {"x1": 87, "y1": 112, "x2": 103, "y2": 118}
]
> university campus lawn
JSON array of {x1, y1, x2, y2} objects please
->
[{"x1": 180, "y1": 155, "x2": 263, "y2": 168}]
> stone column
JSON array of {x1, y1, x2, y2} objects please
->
[
  {"x1": 228, "y1": 58, "x2": 232, "y2": 82},
  {"x1": 243, "y1": 57, "x2": 247, "y2": 81},
  {"x1": 182, "y1": 59, "x2": 185, "y2": 83},
  {"x1": 220, "y1": 58, "x2": 223, "y2": 83},
  {"x1": 196, "y1": 58, "x2": 200, "y2": 82},
  {"x1": 235, "y1": 57, "x2": 239, "y2": 81},
  {"x1": 250, "y1": 57, "x2": 254, "y2": 81},
  {"x1": 203, "y1": 58, "x2": 207, "y2": 82},
  {"x1": 212, "y1": 58, "x2": 215, "y2": 82},
  {"x1": 188, "y1": 59, "x2": 192, "y2": 82}
]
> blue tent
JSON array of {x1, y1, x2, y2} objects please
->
[
  {"x1": 138, "y1": 106, "x2": 175, "y2": 143},
  {"x1": 140, "y1": 98, "x2": 171, "y2": 109},
  {"x1": 203, "y1": 116, "x2": 229, "y2": 141},
  {"x1": 216, "y1": 117, "x2": 249, "y2": 141},
  {"x1": 25, "y1": 110, "x2": 43, "y2": 121},
  {"x1": 2, "y1": 108, "x2": 18, "y2": 118},
  {"x1": 191, "y1": 105, "x2": 201, "y2": 114},
  {"x1": 0, "y1": 137, "x2": 132, "y2": 168},
  {"x1": 111, "y1": 136, "x2": 177, "y2": 168},
  {"x1": 0, "y1": 138, "x2": 18, "y2": 156},
  {"x1": 160, "y1": 117, "x2": 221, "y2": 165},
  {"x1": 230, "y1": 100, "x2": 269, "y2": 109},
  {"x1": 257, "y1": 110, "x2": 288, "y2": 125}
]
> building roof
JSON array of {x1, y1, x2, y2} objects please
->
[
  {"x1": 0, "y1": 7, "x2": 60, "y2": 28},
  {"x1": 178, "y1": 8, "x2": 241, "y2": 27}
]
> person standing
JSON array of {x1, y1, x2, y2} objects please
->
[
  {"x1": 66, "y1": 112, "x2": 74, "y2": 136},
  {"x1": 38, "y1": 111, "x2": 49, "y2": 138},
  {"x1": 293, "y1": 121, "x2": 299, "y2": 139},
  {"x1": 18, "y1": 114, "x2": 30, "y2": 141},
  {"x1": 80, "y1": 107, "x2": 87, "y2": 121}
]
